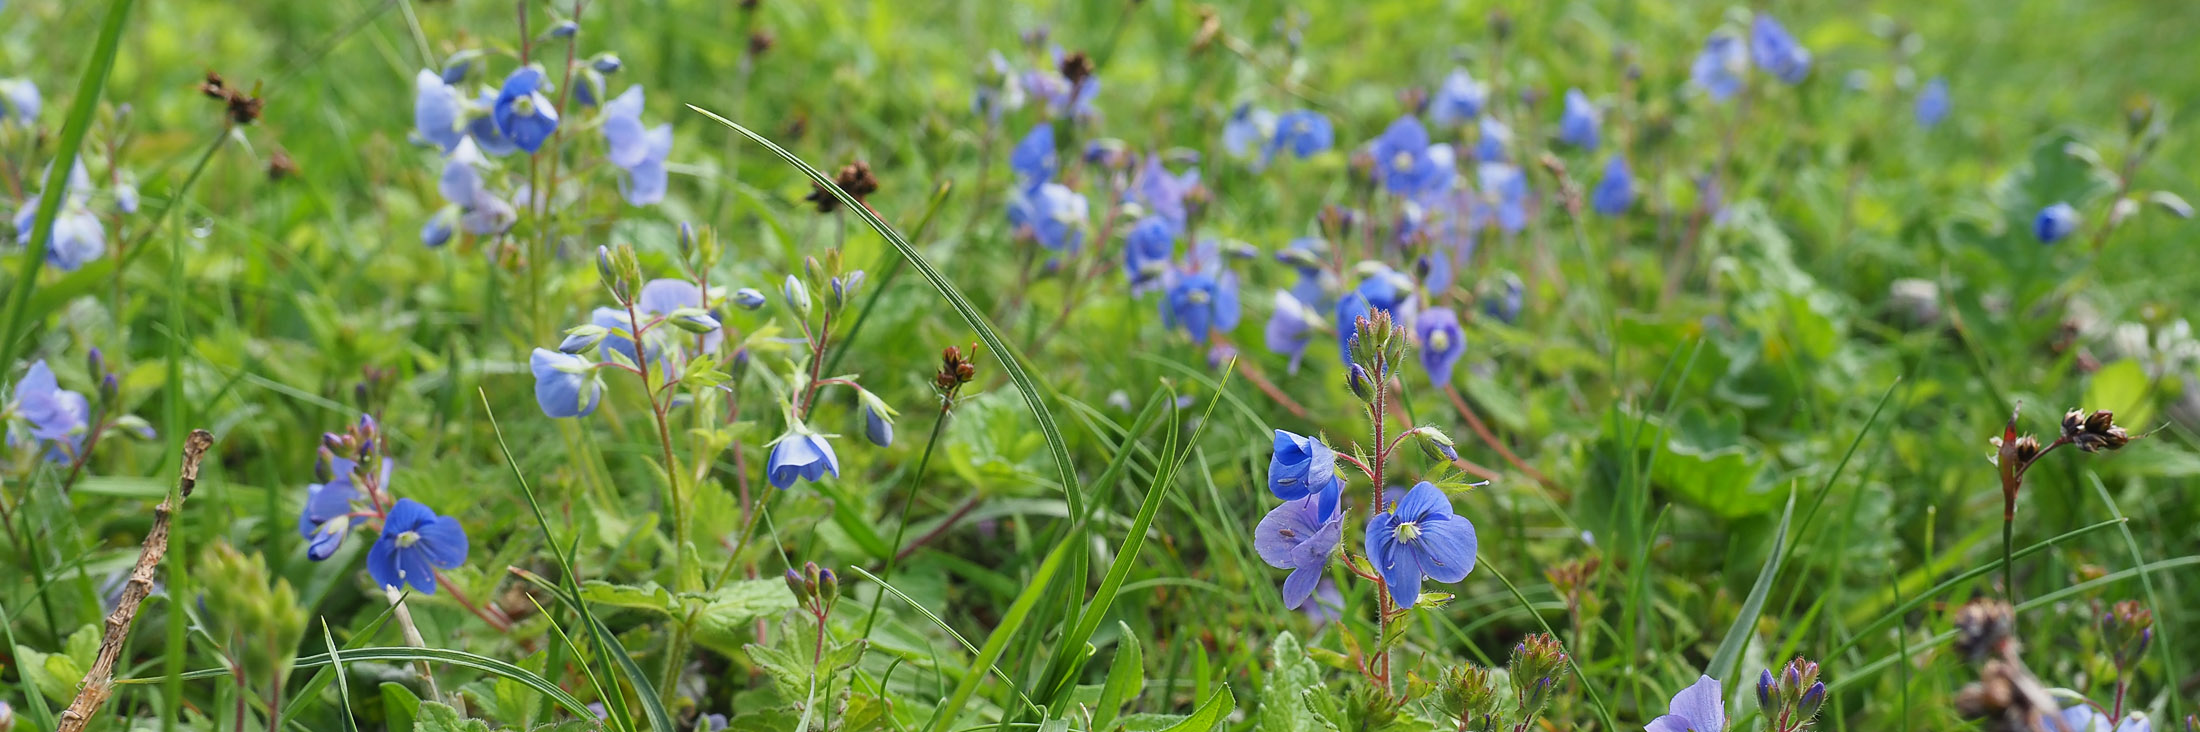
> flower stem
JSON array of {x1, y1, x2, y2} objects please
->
[
  {"x1": 1369, "y1": 378, "x2": 1394, "y2": 696},
  {"x1": 859, "y1": 403, "x2": 951, "y2": 639}
]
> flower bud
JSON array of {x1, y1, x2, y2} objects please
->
[
  {"x1": 591, "y1": 54, "x2": 623, "y2": 74},
  {"x1": 1347, "y1": 362, "x2": 1375, "y2": 403},
  {"x1": 677, "y1": 222, "x2": 696, "y2": 259},
  {"x1": 597, "y1": 246, "x2": 631, "y2": 304},
  {"x1": 548, "y1": 19, "x2": 579, "y2": 38},
  {"x1": 87, "y1": 347, "x2": 105, "y2": 380},
  {"x1": 315, "y1": 447, "x2": 336, "y2": 483},
  {"x1": 559, "y1": 324, "x2": 610, "y2": 353},
  {"x1": 818, "y1": 568, "x2": 839, "y2": 603},
  {"x1": 782, "y1": 274, "x2": 812, "y2": 317},
  {"x1": 1407, "y1": 426, "x2": 1460, "y2": 463},
  {"x1": 732, "y1": 288, "x2": 767, "y2": 310},
  {"x1": 666, "y1": 307, "x2": 722, "y2": 334},
  {"x1": 783, "y1": 568, "x2": 808, "y2": 601},
  {"x1": 99, "y1": 372, "x2": 119, "y2": 405},
  {"x1": 858, "y1": 390, "x2": 897, "y2": 448}
]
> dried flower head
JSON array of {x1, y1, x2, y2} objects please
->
[
  {"x1": 935, "y1": 342, "x2": 979, "y2": 397},
  {"x1": 748, "y1": 31, "x2": 775, "y2": 57},
  {"x1": 1953, "y1": 596, "x2": 2017, "y2": 661},
  {"x1": 1058, "y1": 51, "x2": 1095, "y2": 87},
  {"x1": 805, "y1": 160, "x2": 879, "y2": 213},
  {"x1": 268, "y1": 148, "x2": 298, "y2": 181}
]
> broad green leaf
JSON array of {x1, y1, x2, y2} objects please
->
[
  {"x1": 381, "y1": 682, "x2": 423, "y2": 732},
  {"x1": 1092, "y1": 623, "x2": 1144, "y2": 732},
  {"x1": 1158, "y1": 683, "x2": 1232, "y2": 732},
  {"x1": 579, "y1": 580, "x2": 681, "y2": 614},
  {"x1": 690, "y1": 579, "x2": 802, "y2": 656},
  {"x1": 414, "y1": 700, "x2": 494, "y2": 732},
  {"x1": 2083, "y1": 358, "x2": 2156, "y2": 429}
]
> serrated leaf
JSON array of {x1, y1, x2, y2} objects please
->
[
  {"x1": 743, "y1": 643, "x2": 811, "y2": 704},
  {"x1": 691, "y1": 580, "x2": 801, "y2": 656},
  {"x1": 579, "y1": 580, "x2": 681, "y2": 614},
  {"x1": 1259, "y1": 633, "x2": 1318, "y2": 732},
  {"x1": 414, "y1": 700, "x2": 494, "y2": 732}
]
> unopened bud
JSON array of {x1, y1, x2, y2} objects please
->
[
  {"x1": 677, "y1": 222, "x2": 696, "y2": 259},
  {"x1": 782, "y1": 274, "x2": 812, "y2": 317},
  {"x1": 597, "y1": 246, "x2": 630, "y2": 304},
  {"x1": 99, "y1": 373, "x2": 119, "y2": 404},
  {"x1": 732, "y1": 288, "x2": 767, "y2": 310},
  {"x1": 559, "y1": 324, "x2": 610, "y2": 353},
  {"x1": 666, "y1": 307, "x2": 721, "y2": 334},
  {"x1": 591, "y1": 54, "x2": 623, "y2": 74},
  {"x1": 783, "y1": 568, "x2": 808, "y2": 600},
  {"x1": 86, "y1": 347, "x2": 105, "y2": 379},
  {"x1": 1407, "y1": 426, "x2": 1459, "y2": 463},
  {"x1": 1348, "y1": 362, "x2": 1375, "y2": 403}
]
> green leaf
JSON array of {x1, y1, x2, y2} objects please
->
[
  {"x1": 923, "y1": 535, "x2": 1073, "y2": 732},
  {"x1": 381, "y1": 682, "x2": 423, "y2": 732},
  {"x1": 414, "y1": 700, "x2": 494, "y2": 732},
  {"x1": 690, "y1": 579, "x2": 802, "y2": 656},
  {"x1": 1091, "y1": 623, "x2": 1143, "y2": 732},
  {"x1": 1259, "y1": 633, "x2": 1319, "y2": 732},
  {"x1": 580, "y1": 580, "x2": 682, "y2": 614},
  {"x1": 1158, "y1": 683, "x2": 1232, "y2": 732},
  {"x1": 1707, "y1": 487, "x2": 1797, "y2": 684},
  {"x1": 742, "y1": 643, "x2": 812, "y2": 704},
  {"x1": 2084, "y1": 358, "x2": 2156, "y2": 430}
]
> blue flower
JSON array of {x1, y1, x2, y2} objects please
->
[
  {"x1": 412, "y1": 70, "x2": 467, "y2": 151},
  {"x1": 1160, "y1": 248, "x2": 1240, "y2": 343},
  {"x1": 2058, "y1": 706, "x2": 2149, "y2": 732},
  {"x1": 420, "y1": 208, "x2": 458, "y2": 248},
  {"x1": 600, "y1": 90, "x2": 672, "y2": 206},
  {"x1": 862, "y1": 402, "x2": 893, "y2": 448},
  {"x1": 1485, "y1": 273, "x2": 1524, "y2": 325},
  {"x1": 530, "y1": 348, "x2": 603, "y2": 418},
  {"x1": 13, "y1": 197, "x2": 106, "y2": 271},
  {"x1": 466, "y1": 89, "x2": 520, "y2": 156},
  {"x1": 1370, "y1": 115, "x2": 1435, "y2": 195},
  {"x1": 1008, "y1": 182, "x2": 1088, "y2": 251},
  {"x1": 0, "y1": 78, "x2": 39, "y2": 125},
  {"x1": 1915, "y1": 77, "x2": 1950, "y2": 128},
  {"x1": 1025, "y1": 50, "x2": 1099, "y2": 119},
  {"x1": 570, "y1": 70, "x2": 605, "y2": 109},
  {"x1": 1265, "y1": 291, "x2": 1323, "y2": 374},
  {"x1": 1428, "y1": 69, "x2": 1487, "y2": 127},
  {"x1": 1222, "y1": 103, "x2": 1275, "y2": 158},
  {"x1": 972, "y1": 51, "x2": 1026, "y2": 122},
  {"x1": 1268, "y1": 430, "x2": 1342, "y2": 520},
  {"x1": 1265, "y1": 110, "x2": 1333, "y2": 163},
  {"x1": 6, "y1": 360, "x2": 88, "y2": 462},
  {"x1": 436, "y1": 142, "x2": 518, "y2": 236},
  {"x1": 1415, "y1": 307, "x2": 1465, "y2": 386},
  {"x1": 1477, "y1": 162, "x2": 1530, "y2": 233},
  {"x1": 1750, "y1": 14, "x2": 1812, "y2": 85},
  {"x1": 1363, "y1": 482, "x2": 1478, "y2": 606},
  {"x1": 366, "y1": 498, "x2": 470, "y2": 595},
  {"x1": 1277, "y1": 237, "x2": 1332, "y2": 307},
  {"x1": 1122, "y1": 216, "x2": 1177, "y2": 294},
  {"x1": 1591, "y1": 155, "x2": 1633, "y2": 216},
  {"x1": 1010, "y1": 122, "x2": 1056, "y2": 190},
  {"x1": 593, "y1": 279, "x2": 723, "y2": 366},
  {"x1": 1334, "y1": 269, "x2": 1412, "y2": 363},
  {"x1": 1692, "y1": 32, "x2": 1750, "y2": 102},
  {"x1": 491, "y1": 66, "x2": 560, "y2": 154},
  {"x1": 1645, "y1": 676, "x2": 1726, "y2": 732},
  {"x1": 2035, "y1": 202, "x2": 2080, "y2": 244},
  {"x1": 1558, "y1": 89, "x2": 1599, "y2": 150},
  {"x1": 1474, "y1": 116, "x2": 1512, "y2": 163},
  {"x1": 732, "y1": 288, "x2": 767, "y2": 310},
  {"x1": 298, "y1": 458, "x2": 365, "y2": 560},
  {"x1": 1133, "y1": 155, "x2": 1198, "y2": 230},
  {"x1": 767, "y1": 433, "x2": 840, "y2": 489},
  {"x1": 1255, "y1": 496, "x2": 1343, "y2": 610}
]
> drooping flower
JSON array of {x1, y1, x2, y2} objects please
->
[
  {"x1": 1265, "y1": 291, "x2": 1325, "y2": 374},
  {"x1": 1008, "y1": 182, "x2": 1088, "y2": 251},
  {"x1": 1558, "y1": 88, "x2": 1599, "y2": 150},
  {"x1": 1591, "y1": 155, "x2": 1634, "y2": 216},
  {"x1": 1222, "y1": 103, "x2": 1276, "y2": 159},
  {"x1": 1265, "y1": 110, "x2": 1333, "y2": 163},
  {"x1": 1750, "y1": 14, "x2": 1812, "y2": 85},
  {"x1": 298, "y1": 458, "x2": 364, "y2": 560},
  {"x1": 1475, "y1": 116, "x2": 1513, "y2": 163},
  {"x1": 1691, "y1": 32, "x2": 1750, "y2": 102},
  {"x1": 1370, "y1": 115, "x2": 1435, "y2": 195},
  {"x1": 1416, "y1": 307, "x2": 1465, "y2": 386},
  {"x1": 6, "y1": 360, "x2": 89, "y2": 461},
  {"x1": 767, "y1": 433, "x2": 840, "y2": 489},
  {"x1": 491, "y1": 66, "x2": 560, "y2": 154},
  {"x1": 1122, "y1": 215, "x2": 1177, "y2": 294},
  {"x1": 1277, "y1": 237, "x2": 1332, "y2": 308},
  {"x1": 1268, "y1": 430, "x2": 1343, "y2": 519},
  {"x1": 861, "y1": 400, "x2": 894, "y2": 448},
  {"x1": 0, "y1": 78, "x2": 40, "y2": 124},
  {"x1": 366, "y1": 498, "x2": 470, "y2": 595},
  {"x1": 412, "y1": 70, "x2": 467, "y2": 151},
  {"x1": 530, "y1": 348, "x2": 604, "y2": 418},
  {"x1": 1255, "y1": 496, "x2": 1344, "y2": 610},
  {"x1": 1915, "y1": 77, "x2": 1950, "y2": 128},
  {"x1": 1428, "y1": 69, "x2": 1487, "y2": 127},
  {"x1": 1363, "y1": 482, "x2": 1478, "y2": 604},
  {"x1": 2036, "y1": 202, "x2": 2080, "y2": 244},
  {"x1": 2058, "y1": 706, "x2": 2150, "y2": 732},
  {"x1": 13, "y1": 197, "x2": 106, "y2": 271},
  {"x1": 1010, "y1": 122, "x2": 1057, "y2": 189},
  {"x1": 1646, "y1": 676, "x2": 1727, "y2": 732}
]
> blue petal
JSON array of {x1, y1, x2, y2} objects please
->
[
  {"x1": 366, "y1": 534, "x2": 401, "y2": 590},
  {"x1": 414, "y1": 515, "x2": 470, "y2": 569},
  {"x1": 1394, "y1": 482, "x2": 1453, "y2": 522},
  {"x1": 1666, "y1": 676, "x2": 1726, "y2": 732},
  {"x1": 1412, "y1": 514, "x2": 1478, "y2": 583},
  {"x1": 1255, "y1": 496, "x2": 1324, "y2": 568}
]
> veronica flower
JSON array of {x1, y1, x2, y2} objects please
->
[
  {"x1": 2036, "y1": 202, "x2": 2080, "y2": 244},
  {"x1": 1265, "y1": 291, "x2": 1324, "y2": 374},
  {"x1": 1268, "y1": 429, "x2": 1342, "y2": 520},
  {"x1": 13, "y1": 198, "x2": 106, "y2": 271},
  {"x1": 530, "y1": 348, "x2": 604, "y2": 418},
  {"x1": 1485, "y1": 273, "x2": 1525, "y2": 325},
  {"x1": 570, "y1": 69, "x2": 605, "y2": 109},
  {"x1": 593, "y1": 279, "x2": 724, "y2": 366},
  {"x1": 491, "y1": 66, "x2": 560, "y2": 154},
  {"x1": 972, "y1": 51, "x2": 1026, "y2": 122},
  {"x1": 1591, "y1": 155, "x2": 1633, "y2": 216},
  {"x1": 601, "y1": 86, "x2": 672, "y2": 206},
  {"x1": 6, "y1": 360, "x2": 88, "y2": 461},
  {"x1": 1122, "y1": 216, "x2": 1177, "y2": 294},
  {"x1": 1277, "y1": 237, "x2": 1332, "y2": 308},
  {"x1": 1133, "y1": 155, "x2": 1198, "y2": 231},
  {"x1": 298, "y1": 458, "x2": 367, "y2": 560},
  {"x1": 0, "y1": 79, "x2": 39, "y2": 124},
  {"x1": 1363, "y1": 482, "x2": 1478, "y2": 605},
  {"x1": 1691, "y1": 33, "x2": 1750, "y2": 102},
  {"x1": 767, "y1": 432, "x2": 840, "y2": 488},
  {"x1": 1255, "y1": 496, "x2": 1344, "y2": 609},
  {"x1": 1558, "y1": 88, "x2": 1599, "y2": 150},
  {"x1": 1265, "y1": 110, "x2": 1333, "y2": 163},
  {"x1": 1646, "y1": 676, "x2": 1726, "y2": 732},
  {"x1": 1416, "y1": 307, "x2": 1465, "y2": 386},
  {"x1": 412, "y1": 70, "x2": 467, "y2": 151},
  {"x1": 366, "y1": 498, "x2": 470, "y2": 595},
  {"x1": 1915, "y1": 77, "x2": 1951, "y2": 128},
  {"x1": 1370, "y1": 115, "x2": 1435, "y2": 195},
  {"x1": 2059, "y1": 706, "x2": 2150, "y2": 732},
  {"x1": 435, "y1": 140, "x2": 518, "y2": 237},
  {"x1": 1477, "y1": 162, "x2": 1530, "y2": 233},
  {"x1": 1474, "y1": 116, "x2": 1512, "y2": 163},
  {"x1": 465, "y1": 89, "x2": 520, "y2": 156},
  {"x1": 1008, "y1": 182, "x2": 1088, "y2": 251},
  {"x1": 1159, "y1": 246, "x2": 1240, "y2": 343},
  {"x1": 1222, "y1": 103, "x2": 1276, "y2": 158},
  {"x1": 1428, "y1": 69, "x2": 1487, "y2": 127},
  {"x1": 1750, "y1": 14, "x2": 1812, "y2": 84},
  {"x1": 1010, "y1": 122, "x2": 1057, "y2": 190}
]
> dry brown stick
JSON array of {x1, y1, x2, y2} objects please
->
[{"x1": 57, "y1": 428, "x2": 214, "y2": 732}]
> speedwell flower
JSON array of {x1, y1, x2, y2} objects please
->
[
  {"x1": 1123, "y1": 216, "x2": 1177, "y2": 294},
  {"x1": 1592, "y1": 155, "x2": 1634, "y2": 216},
  {"x1": 1750, "y1": 14, "x2": 1812, "y2": 84},
  {"x1": 1370, "y1": 115, "x2": 1436, "y2": 196},
  {"x1": 530, "y1": 348, "x2": 604, "y2": 419},
  {"x1": 6, "y1": 360, "x2": 88, "y2": 461},
  {"x1": 1692, "y1": 32, "x2": 1750, "y2": 102},
  {"x1": 767, "y1": 432, "x2": 841, "y2": 489},
  {"x1": 1268, "y1": 429, "x2": 1342, "y2": 521},
  {"x1": 298, "y1": 458, "x2": 369, "y2": 560},
  {"x1": 1364, "y1": 481, "x2": 1478, "y2": 605},
  {"x1": 2035, "y1": 202, "x2": 2080, "y2": 244},
  {"x1": 1915, "y1": 77, "x2": 1950, "y2": 128},
  {"x1": 1265, "y1": 291, "x2": 1324, "y2": 374},
  {"x1": 491, "y1": 66, "x2": 560, "y2": 154},
  {"x1": 1416, "y1": 307, "x2": 1465, "y2": 386},
  {"x1": 1255, "y1": 496, "x2": 1343, "y2": 610},
  {"x1": 366, "y1": 498, "x2": 469, "y2": 595},
  {"x1": 1265, "y1": 110, "x2": 1333, "y2": 163},
  {"x1": 1007, "y1": 182, "x2": 1087, "y2": 251},
  {"x1": 412, "y1": 70, "x2": 467, "y2": 151},
  {"x1": 1646, "y1": 676, "x2": 1727, "y2": 732},
  {"x1": 1558, "y1": 88, "x2": 1599, "y2": 150},
  {"x1": 1428, "y1": 68, "x2": 1487, "y2": 127}
]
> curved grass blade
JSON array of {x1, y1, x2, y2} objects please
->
[
  {"x1": 925, "y1": 536, "x2": 1073, "y2": 732},
  {"x1": 131, "y1": 647, "x2": 594, "y2": 719},
  {"x1": 0, "y1": 0, "x2": 132, "y2": 368},
  {"x1": 687, "y1": 105, "x2": 1085, "y2": 521},
  {"x1": 318, "y1": 622, "x2": 361, "y2": 732},
  {"x1": 1707, "y1": 485, "x2": 1797, "y2": 684},
  {"x1": 846, "y1": 565, "x2": 1042, "y2": 715},
  {"x1": 2086, "y1": 472, "x2": 2182, "y2": 717},
  {"x1": 1825, "y1": 517, "x2": 2126, "y2": 660}
]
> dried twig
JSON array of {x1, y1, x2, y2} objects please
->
[{"x1": 57, "y1": 429, "x2": 214, "y2": 732}]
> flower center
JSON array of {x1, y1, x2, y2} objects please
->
[
  {"x1": 1395, "y1": 520, "x2": 1422, "y2": 544},
  {"x1": 1392, "y1": 151, "x2": 1415, "y2": 171},
  {"x1": 1429, "y1": 330, "x2": 1452, "y2": 352},
  {"x1": 513, "y1": 95, "x2": 538, "y2": 118},
  {"x1": 395, "y1": 530, "x2": 422, "y2": 548},
  {"x1": 1187, "y1": 289, "x2": 1211, "y2": 305}
]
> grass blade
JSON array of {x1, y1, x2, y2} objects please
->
[
  {"x1": 131, "y1": 647, "x2": 594, "y2": 719},
  {"x1": 1708, "y1": 485, "x2": 1798, "y2": 684},
  {"x1": 687, "y1": 105, "x2": 1086, "y2": 521},
  {"x1": 1826, "y1": 517, "x2": 2127, "y2": 660},
  {"x1": 926, "y1": 535, "x2": 1074, "y2": 732}
]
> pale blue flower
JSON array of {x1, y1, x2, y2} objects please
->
[
  {"x1": 1750, "y1": 14, "x2": 1812, "y2": 84},
  {"x1": 767, "y1": 433, "x2": 840, "y2": 488},
  {"x1": 530, "y1": 348, "x2": 603, "y2": 418},
  {"x1": 1692, "y1": 33, "x2": 1750, "y2": 102},
  {"x1": 366, "y1": 498, "x2": 469, "y2": 595},
  {"x1": 413, "y1": 70, "x2": 467, "y2": 151},
  {"x1": 1474, "y1": 116, "x2": 1512, "y2": 163},
  {"x1": 1646, "y1": 676, "x2": 1726, "y2": 732},
  {"x1": 1265, "y1": 110, "x2": 1333, "y2": 163},
  {"x1": 1558, "y1": 89, "x2": 1599, "y2": 150},
  {"x1": 1428, "y1": 69, "x2": 1487, "y2": 127},
  {"x1": 6, "y1": 360, "x2": 88, "y2": 461},
  {"x1": 1916, "y1": 78, "x2": 1950, "y2": 128},
  {"x1": 492, "y1": 66, "x2": 560, "y2": 154},
  {"x1": 1223, "y1": 103, "x2": 1275, "y2": 158},
  {"x1": 1591, "y1": 155, "x2": 1633, "y2": 216},
  {"x1": 2036, "y1": 202, "x2": 2079, "y2": 244},
  {"x1": 1415, "y1": 307, "x2": 1465, "y2": 386},
  {"x1": 1008, "y1": 182, "x2": 1087, "y2": 251},
  {"x1": 1256, "y1": 496, "x2": 1343, "y2": 609},
  {"x1": 1370, "y1": 115, "x2": 1435, "y2": 195},
  {"x1": 1268, "y1": 429, "x2": 1342, "y2": 520}
]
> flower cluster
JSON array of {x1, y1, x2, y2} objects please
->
[
  {"x1": 297, "y1": 413, "x2": 470, "y2": 596},
  {"x1": 5, "y1": 350, "x2": 151, "y2": 471}
]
